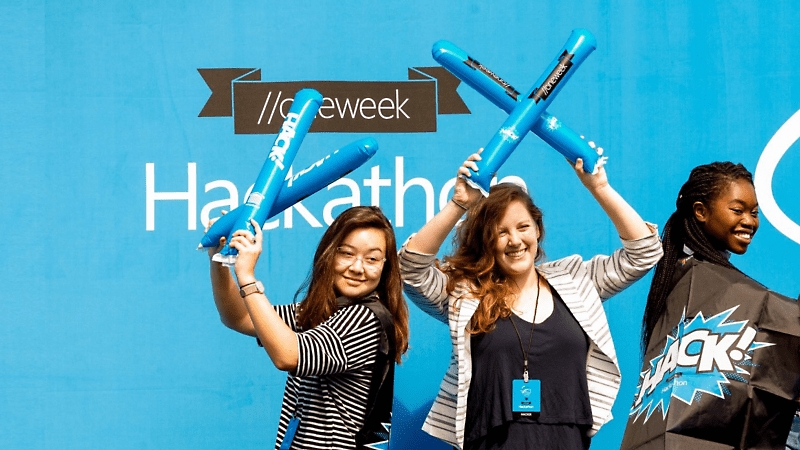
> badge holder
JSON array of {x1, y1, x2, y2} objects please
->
[{"x1": 512, "y1": 378, "x2": 541, "y2": 420}]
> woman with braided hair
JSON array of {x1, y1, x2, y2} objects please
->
[
  {"x1": 641, "y1": 161, "x2": 759, "y2": 353},
  {"x1": 620, "y1": 161, "x2": 800, "y2": 449}
]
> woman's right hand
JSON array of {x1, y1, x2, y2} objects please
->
[
  {"x1": 405, "y1": 151, "x2": 484, "y2": 254},
  {"x1": 230, "y1": 219, "x2": 263, "y2": 285},
  {"x1": 453, "y1": 149, "x2": 484, "y2": 210}
]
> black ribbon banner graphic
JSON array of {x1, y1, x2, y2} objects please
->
[{"x1": 198, "y1": 67, "x2": 469, "y2": 133}]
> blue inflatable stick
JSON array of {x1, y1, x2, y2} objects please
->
[
  {"x1": 205, "y1": 88, "x2": 322, "y2": 265},
  {"x1": 433, "y1": 29, "x2": 602, "y2": 194},
  {"x1": 434, "y1": 39, "x2": 605, "y2": 172},
  {"x1": 198, "y1": 137, "x2": 378, "y2": 251},
  {"x1": 272, "y1": 137, "x2": 378, "y2": 217}
]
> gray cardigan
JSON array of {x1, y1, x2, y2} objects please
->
[{"x1": 399, "y1": 230, "x2": 663, "y2": 449}]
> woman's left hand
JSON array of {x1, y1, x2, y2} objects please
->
[
  {"x1": 572, "y1": 158, "x2": 609, "y2": 193},
  {"x1": 454, "y1": 149, "x2": 485, "y2": 209},
  {"x1": 230, "y1": 219, "x2": 262, "y2": 283}
]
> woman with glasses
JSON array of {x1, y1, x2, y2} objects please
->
[
  {"x1": 207, "y1": 206, "x2": 409, "y2": 450},
  {"x1": 400, "y1": 153, "x2": 663, "y2": 449}
]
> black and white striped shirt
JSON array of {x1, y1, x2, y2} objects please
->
[{"x1": 272, "y1": 302, "x2": 382, "y2": 450}]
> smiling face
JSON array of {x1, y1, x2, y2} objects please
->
[
  {"x1": 493, "y1": 201, "x2": 540, "y2": 281},
  {"x1": 694, "y1": 179, "x2": 759, "y2": 254},
  {"x1": 332, "y1": 227, "x2": 387, "y2": 299}
]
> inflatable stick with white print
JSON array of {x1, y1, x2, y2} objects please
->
[
  {"x1": 433, "y1": 29, "x2": 604, "y2": 194},
  {"x1": 199, "y1": 137, "x2": 379, "y2": 253},
  {"x1": 200, "y1": 88, "x2": 322, "y2": 266},
  {"x1": 432, "y1": 38, "x2": 606, "y2": 174}
]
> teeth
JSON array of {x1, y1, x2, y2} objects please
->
[{"x1": 507, "y1": 249, "x2": 525, "y2": 257}]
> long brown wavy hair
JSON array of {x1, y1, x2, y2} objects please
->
[
  {"x1": 294, "y1": 206, "x2": 409, "y2": 362},
  {"x1": 442, "y1": 183, "x2": 545, "y2": 334}
]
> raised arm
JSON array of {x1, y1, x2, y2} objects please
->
[
  {"x1": 209, "y1": 244, "x2": 256, "y2": 336},
  {"x1": 207, "y1": 214, "x2": 257, "y2": 335},
  {"x1": 405, "y1": 151, "x2": 485, "y2": 254},
  {"x1": 572, "y1": 158, "x2": 654, "y2": 241},
  {"x1": 207, "y1": 217, "x2": 299, "y2": 371},
  {"x1": 228, "y1": 220, "x2": 300, "y2": 371}
]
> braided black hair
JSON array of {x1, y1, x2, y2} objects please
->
[{"x1": 641, "y1": 162, "x2": 754, "y2": 353}]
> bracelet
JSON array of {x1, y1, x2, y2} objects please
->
[{"x1": 451, "y1": 198, "x2": 469, "y2": 211}]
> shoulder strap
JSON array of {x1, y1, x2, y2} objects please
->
[
  {"x1": 337, "y1": 294, "x2": 395, "y2": 449},
  {"x1": 338, "y1": 294, "x2": 393, "y2": 356}
]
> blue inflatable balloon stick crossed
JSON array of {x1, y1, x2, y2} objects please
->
[
  {"x1": 433, "y1": 29, "x2": 606, "y2": 195},
  {"x1": 199, "y1": 88, "x2": 379, "y2": 265}
]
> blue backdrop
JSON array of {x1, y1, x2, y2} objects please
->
[{"x1": 2, "y1": 1, "x2": 799, "y2": 449}]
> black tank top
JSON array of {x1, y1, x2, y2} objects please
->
[{"x1": 465, "y1": 290, "x2": 593, "y2": 449}]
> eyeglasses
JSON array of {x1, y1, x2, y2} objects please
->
[{"x1": 335, "y1": 247, "x2": 386, "y2": 272}]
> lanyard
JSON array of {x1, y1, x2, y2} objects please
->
[{"x1": 508, "y1": 277, "x2": 541, "y2": 383}]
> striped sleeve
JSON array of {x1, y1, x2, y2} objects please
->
[
  {"x1": 581, "y1": 225, "x2": 663, "y2": 301},
  {"x1": 294, "y1": 304, "x2": 381, "y2": 378},
  {"x1": 273, "y1": 303, "x2": 300, "y2": 331},
  {"x1": 398, "y1": 243, "x2": 451, "y2": 324}
]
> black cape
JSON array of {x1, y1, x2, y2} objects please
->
[{"x1": 620, "y1": 259, "x2": 800, "y2": 449}]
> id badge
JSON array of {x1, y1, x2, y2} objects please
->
[
  {"x1": 278, "y1": 416, "x2": 300, "y2": 450},
  {"x1": 512, "y1": 379, "x2": 541, "y2": 420}
]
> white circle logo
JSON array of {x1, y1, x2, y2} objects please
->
[{"x1": 754, "y1": 109, "x2": 800, "y2": 245}]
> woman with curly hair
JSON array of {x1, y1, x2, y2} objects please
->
[{"x1": 399, "y1": 153, "x2": 663, "y2": 449}]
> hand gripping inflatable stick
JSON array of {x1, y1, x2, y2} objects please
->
[
  {"x1": 433, "y1": 29, "x2": 602, "y2": 195},
  {"x1": 199, "y1": 137, "x2": 378, "y2": 254}
]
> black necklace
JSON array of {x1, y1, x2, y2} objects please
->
[{"x1": 508, "y1": 276, "x2": 541, "y2": 383}]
